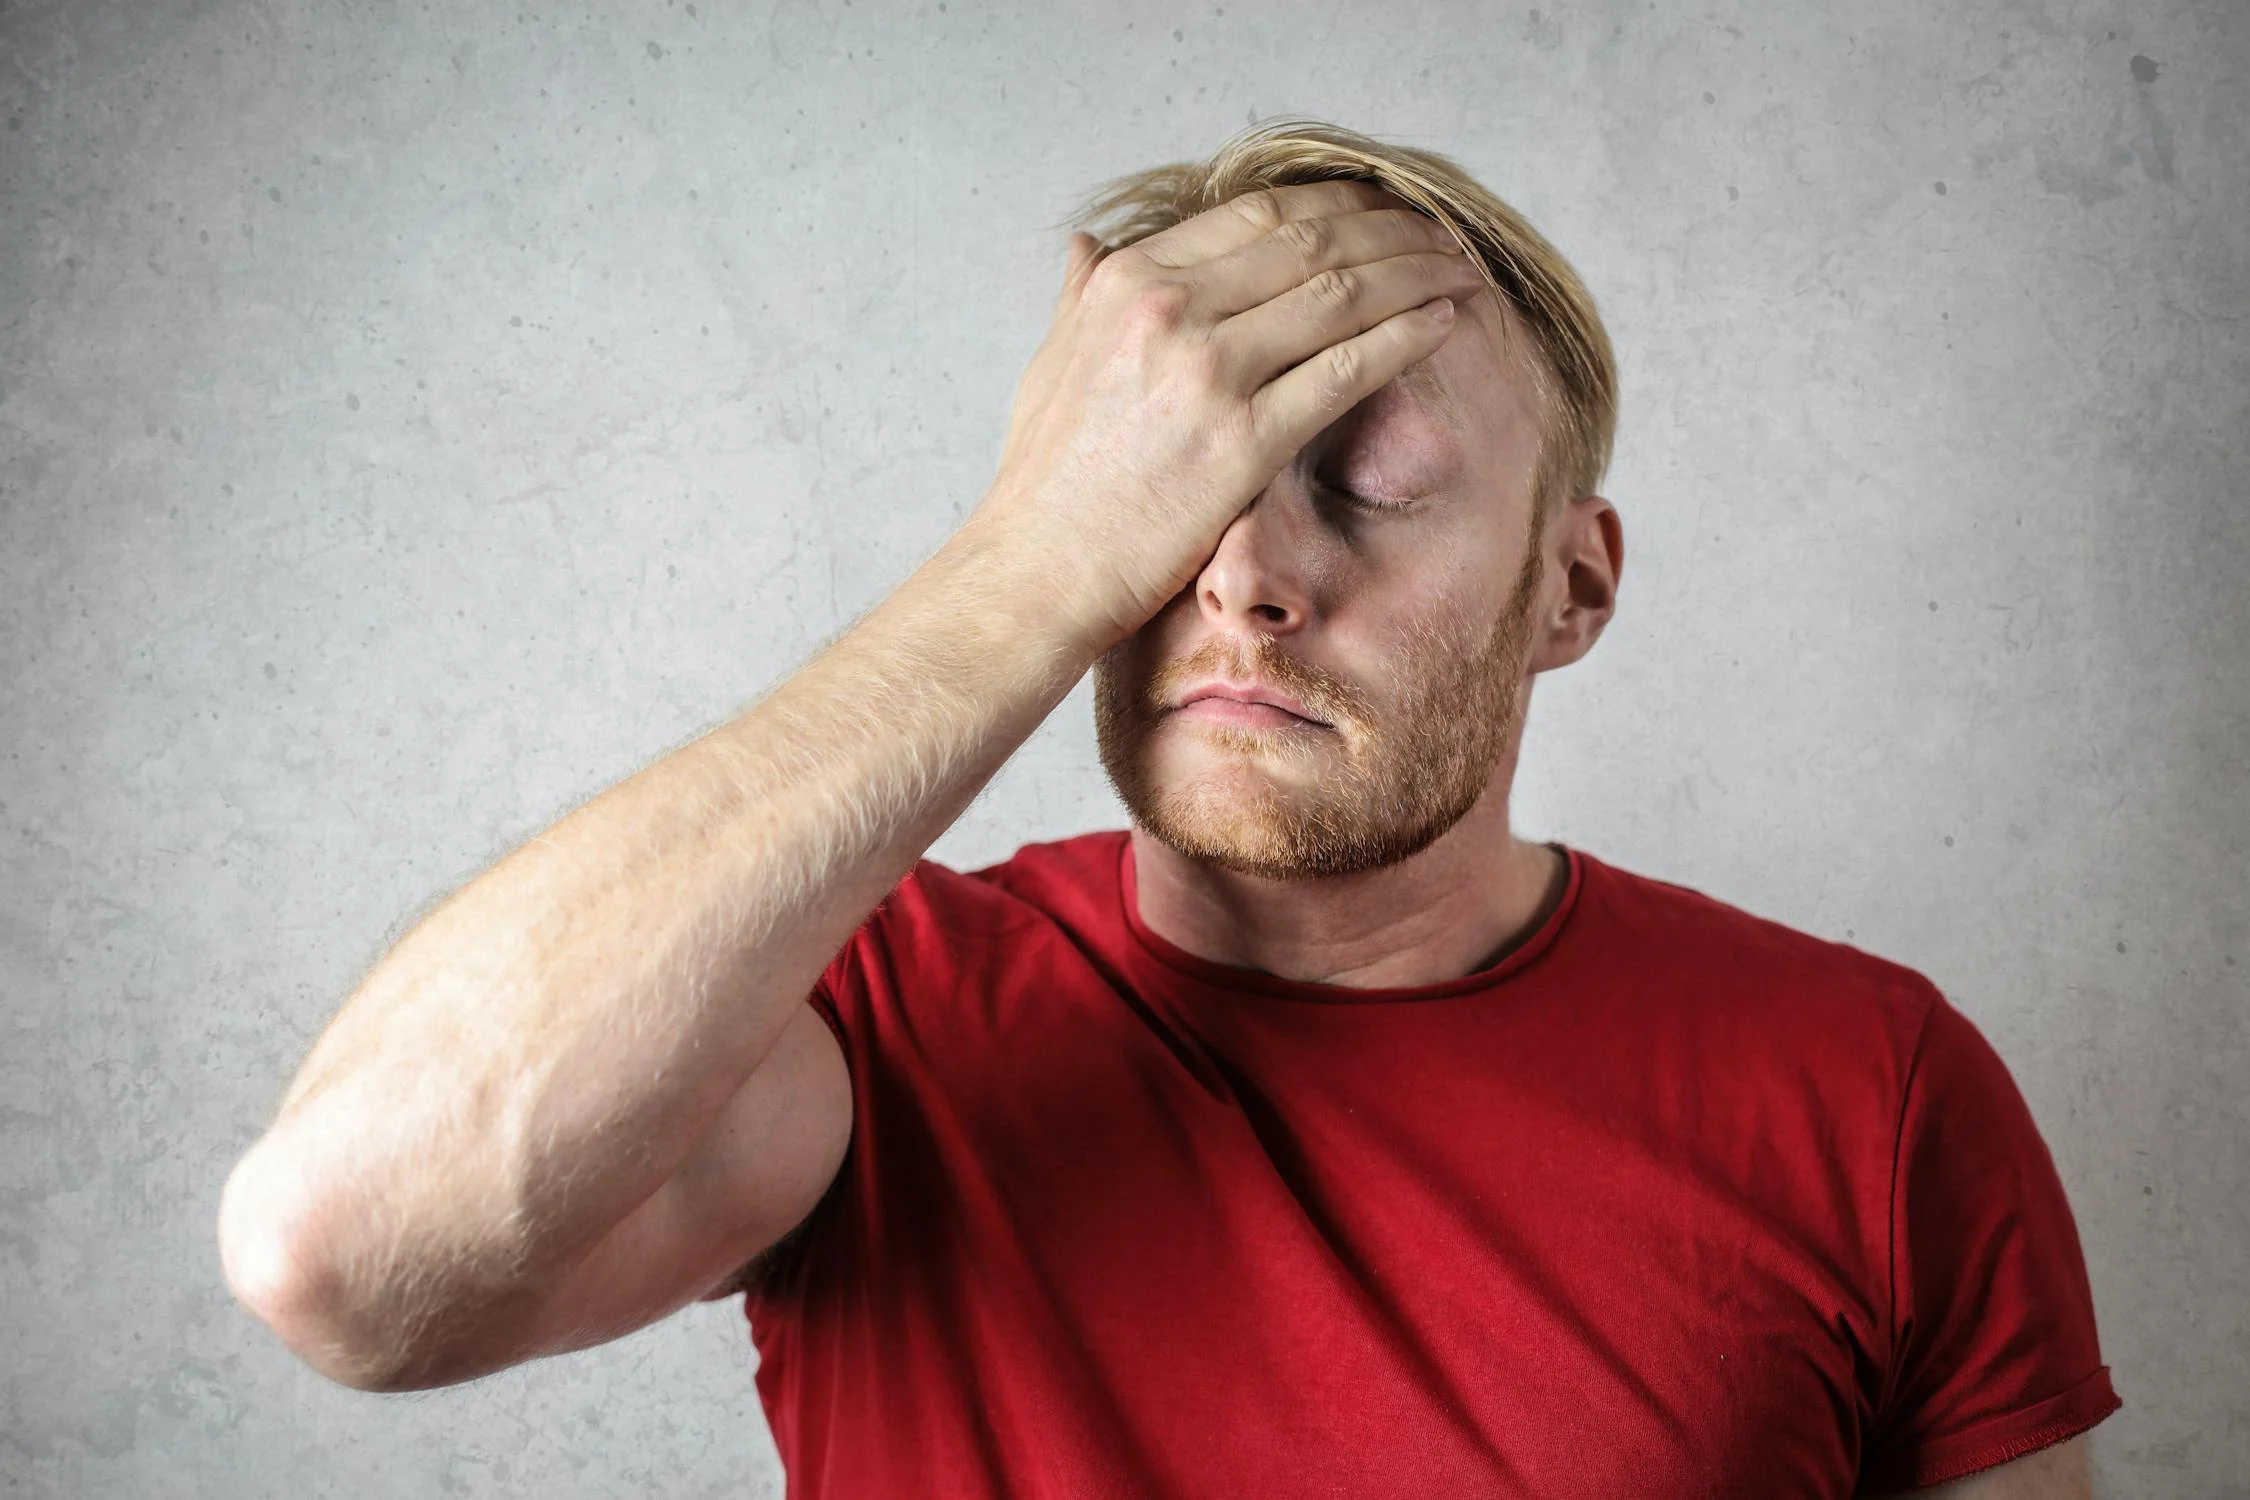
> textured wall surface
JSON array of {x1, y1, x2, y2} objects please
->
[{"x1": 3, "y1": 0, "x2": 2244, "y2": 1494}]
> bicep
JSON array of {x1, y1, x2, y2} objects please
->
[{"x1": 519, "y1": 999, "x2": 853, "y2": 1357}]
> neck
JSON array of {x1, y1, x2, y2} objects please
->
[{"x1": 1128, "y1": 780, "x2": 1567, "y2": 990}]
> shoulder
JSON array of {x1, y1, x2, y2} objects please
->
[
  {"x1": 1578, "y1": 848, "x2": 1944, "y2": 1034},
  {"x1": 830, "y1": 828, "x2": 1132, "y2": 988},
  {"x1": 811, "y1": 829, "x2": 1140, "y2": 1073}
]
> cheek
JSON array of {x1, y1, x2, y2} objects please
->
[
  {"x1": 1105, "y1": 610, "x2": 1181, "y2": 683},
  {"x1": 1346, "y1": 518, "x2": 1500, "y2": 604},
  {"x1": 1137, "y1": 593, "x2": 1207, "y2": 659},
  {"x1": 1348, "y1": 588, "x2": 1487, "y2": 687}
]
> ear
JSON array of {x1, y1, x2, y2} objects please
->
[{"x1": 1530, "y1": 493, "x2": 1622, "y2": 673}]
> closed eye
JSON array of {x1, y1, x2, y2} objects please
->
[
  {"x1": 1319, "y1": 479, "x2": 1414, "y2": 515},
  {"x1": 1342, "y1": 489, "x2": 1415, "y2": 515}
]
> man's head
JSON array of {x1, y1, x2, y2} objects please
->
[{"x1": 1072, "y1": 119, "x2": 1624, "y2": 881}]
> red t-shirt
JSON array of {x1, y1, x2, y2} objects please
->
[{"x1": 740, "y1": 830, "x2": 2120, "y2": 1497}]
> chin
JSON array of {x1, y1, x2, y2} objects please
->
[
  {"x1": 1138, "y1": 727, "x2": 1325, "y2": 812},
  {"x1": 1156, "y1": 712, "x2": 1338, "y2": 770},
  {"x1": 1117, "y1": 744, "x2": 1441, "y2": 883}
]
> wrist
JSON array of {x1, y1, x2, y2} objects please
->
[{"x1": 935, "y1": 501, "x2": 1131, "y2": 665}]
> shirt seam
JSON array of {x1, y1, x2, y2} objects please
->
[{"x1": 1879, "y1": 979, "x2": 1943, "y2": 1429}]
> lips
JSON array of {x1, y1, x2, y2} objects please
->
[{"x1": 1174, "y1": 680, "x2": 1330, "y2": 726}]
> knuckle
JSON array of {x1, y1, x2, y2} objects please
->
[
  {"x1": 1323, "y1": 339, "x2": 1364, "y2": 389},
  {"x1": 1228, "y1": 189, "x2": 1285, "y2": 234},
  {"x1": 1306, "y1": 265, "x2": 1361, "y2": 311},
  {"x1": 1082, "y1": 247, "x2": 1139, "y2": 300},
  {"x1": 1274, "y1": 215, "x2": 1333, "y2": 266},
  {"x1": 1122, "y1": 277, "x2": 1195, "y2": 332}
]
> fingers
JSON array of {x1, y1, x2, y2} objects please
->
[
  {"x1": 1122, "y1": 180, "x2": 1394, "y2": 270},
  {"x1": 1247, "y1": 292, "x2": 1466, "y2": 466},
  {"x1": 1192, "y1": 205, "x2": 1467, "y2": 323},
  {"x1": 1219, "y1": 242, "x2": 1487, "y2": 392}
]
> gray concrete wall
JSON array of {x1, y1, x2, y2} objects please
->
[{"x1": 3, "y1": 0, "x2": 2243, "y2": 1494}]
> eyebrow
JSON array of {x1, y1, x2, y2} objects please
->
[
  {"x1": 1392, "y1": 360, "x2": 1460, "y2": 425},
  {"x1": 1382, "y1": 364, "x2": 1469, "y2": 479}
]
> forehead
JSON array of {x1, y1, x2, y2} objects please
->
[
  {"x1": 1345, "y1": 187, "x2": 1542, "y2": 433},
  {"x1": 1338, "y1": 291, "x2": 1540, "y2": 477}
]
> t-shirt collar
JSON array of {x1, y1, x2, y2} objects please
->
[{"x1": 1114, "y1": 830, "x2": 1585, "y2": 1003}]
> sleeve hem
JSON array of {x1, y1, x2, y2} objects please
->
[
  {"x1": 1859, "y1": 1363, "x2": 2122, "y2": 1490},
  {"x1": 808, "y1": 982, "x2": 850, "y2": 1052}
]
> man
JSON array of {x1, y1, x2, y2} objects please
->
[{"x1": 218, "y1": 120, "x2": 2121, "y2": 1496}]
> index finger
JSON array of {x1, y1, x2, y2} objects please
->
[{"x1": 1126, "y1": 180, "x2": 1402, "y2": 271}]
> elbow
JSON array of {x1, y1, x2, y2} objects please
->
[{"x1": 217, "y1": 1144, "x2": 410, "y2": 1393}]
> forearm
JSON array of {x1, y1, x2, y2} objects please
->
[{"x1": 219, "y1": 511, "x2": 1098, "y2": 1361}]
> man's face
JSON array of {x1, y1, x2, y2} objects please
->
[{"x1": 1093, "y1": 248, "x2": 1553, "y2": 881}]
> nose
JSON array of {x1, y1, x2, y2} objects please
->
[{"x1": 1195, "y1": 483, "x2": 1312, "y2": 635}]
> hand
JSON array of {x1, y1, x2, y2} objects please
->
[{"x1": 967, "y1": 179, "x2": 1488, "y2": 653}]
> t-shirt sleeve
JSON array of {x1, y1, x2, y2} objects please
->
[
  {"x1": 736, "y1": 882, "x2": 902, "y2": 1302},
  {"x1": 802, "y1": 860, "x2": 937, "y2": 1055},
  {"x1": 805, "y1": 922, "x2": 863, "y2": 1055},
  {"x1": 1856, "y1": 987, "x2": 2122, "y2": 1492}
]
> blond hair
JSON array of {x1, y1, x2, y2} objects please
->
[{"x1": 1053, "y1": 118, "x2": 1618, "y2": 528}]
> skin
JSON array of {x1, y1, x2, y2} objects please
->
[{"x1": 1099, "y1": 210, "x2": 1623, "y2": 987}]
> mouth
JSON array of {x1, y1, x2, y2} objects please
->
[{"x1": 1172, "y1": 686, "x2": 1332, "y2": 730}]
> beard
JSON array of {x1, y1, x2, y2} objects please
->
[{"x1": 1094, "y1": 516, "x2": 1546, "y2": 881}]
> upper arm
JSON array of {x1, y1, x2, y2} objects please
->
[
  {"x1": 378, "y1": 1000, "x2": 853, "y2": 1388},
  {"x1": 1901, "y1": 1433, "x2": 2092, "y2": 1499},
  {"x1": 1857, "y1": 990, "x2": 2121, "y2": 1483},
  {"x1": 533, "y1": 998, "x2": 853, "y2": 1349}
]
